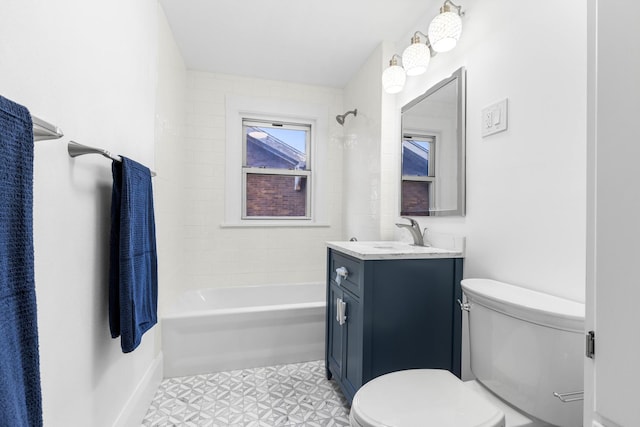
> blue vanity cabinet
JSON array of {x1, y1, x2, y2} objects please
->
[{"x1": 325, "y1": 248, "x2": 463, "y2": 402}]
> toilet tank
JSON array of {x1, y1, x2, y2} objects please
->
[{"x1": 461, "y1": 279, "x2": 584, "y2": 427}]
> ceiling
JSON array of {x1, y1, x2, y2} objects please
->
[{"x1": 159, "y1": 0, "x2": 436, "y2": 88}]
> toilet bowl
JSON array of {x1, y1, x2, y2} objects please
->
[
  {"x1": 349, "y1": 369, "x2": 505, "y2": 427},
  {"x1": 349, "y1": 278, "x2": 585, "y2": 427}
]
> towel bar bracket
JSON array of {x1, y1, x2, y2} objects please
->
[{"x1": 33, "y1": 116, "x2": 64, "y2": 141}]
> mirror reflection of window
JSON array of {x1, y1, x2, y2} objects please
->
[{"x1": 401, "y1": 134, "x2": 435, "y2": 216}]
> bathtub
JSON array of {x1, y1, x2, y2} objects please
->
[{"x1": 162, "y1": 282, "x2": 326, "y2": 378}]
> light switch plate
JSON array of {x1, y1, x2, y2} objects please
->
[{"x1": 481, "y1": 98, "x2": 508, "y2": 137}]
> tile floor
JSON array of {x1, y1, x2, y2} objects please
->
[{"x1": 142, "y1": 360, "x2": 351, "y2": 427}]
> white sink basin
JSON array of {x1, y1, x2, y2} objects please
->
[{"x1": 372, "y1": 243, "x2": 405, "y2": 249}]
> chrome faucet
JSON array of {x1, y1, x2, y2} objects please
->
[{"x1": 395, "y1": 217, "x2": 429, "y2": 247}]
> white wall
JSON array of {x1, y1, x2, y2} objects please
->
[
  {"x1": 155, "y1": 9, "x2": 188, "y2": 316},
  {"x1": 0, "y1": 2, "x2": 183, "y2": 425},
  {"x1": 176, "y1": 72, "x2": 344, "y2": 294},
  {"x1": 385, "y1": 0, "x2": 587, "y2": 303}
]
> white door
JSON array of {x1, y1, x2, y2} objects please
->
[{"x1": 585, "y1": 1, "x2": 640, "y2": 426}]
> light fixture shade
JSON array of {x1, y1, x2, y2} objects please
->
[
  {"x1": 402, "y1": 42, "x2": 430, "y2": 77},
  {"x1": 428, "y1": 11, "x2": 462, "y2": 53},
  {"x1": 382, "y1": 64, "x2": 406, "y2": 94}
]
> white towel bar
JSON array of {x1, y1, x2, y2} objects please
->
[{"x1": 68, "y1": 141, "x2": 157, "y2": 177}]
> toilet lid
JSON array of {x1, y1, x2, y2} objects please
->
[{"x1": 350, "y1": 369, "x2": 505, "y2": 427}]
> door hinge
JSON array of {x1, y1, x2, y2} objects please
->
[{"x1": 586, "y1": 330, "x2": 595, "y2": 359}]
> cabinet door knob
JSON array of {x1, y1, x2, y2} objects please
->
[{"x1": 335, "y1": 267, "x2": 349, "y2": 285}]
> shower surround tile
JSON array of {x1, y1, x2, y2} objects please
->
[{"x1": 143, "y1": 360, "x2": 350, "y2": 426}]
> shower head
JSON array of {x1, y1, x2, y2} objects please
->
[{"x1": 336, "y1": 109, "x2": 358, "y2": 126}]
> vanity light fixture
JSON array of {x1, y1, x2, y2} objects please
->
[
  {"x1": 382, "y1": 0, "x2": 464, "y2": 94},
  {"x1": 428, "y1": 0, "x2": 464, "y2": 53},
  {"x1": 381, "y1": 54, "x2": 406, "y2": 94},
  {"x1": 401, "y1": 31, "x2": 434, "y2": 77}
]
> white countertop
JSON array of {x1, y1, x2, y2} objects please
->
[{"x1": 326, "y1": 241, "x2": 463, "y2": 260}]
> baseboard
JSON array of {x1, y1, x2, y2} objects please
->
[{"x1": 113, "y1": 352, "x2": 163, "y2": 427}]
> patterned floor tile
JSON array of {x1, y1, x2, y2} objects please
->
[{"x1": 142, "y1": 360, "x2": 350, "y2": 426}]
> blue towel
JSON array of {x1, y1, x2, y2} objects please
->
[
  {"x1": 109, "y1": 157, "x2": 158, "y2": 353},
  {"x1": 0, "y1": 95, "x2": 43, "y2": 426}
]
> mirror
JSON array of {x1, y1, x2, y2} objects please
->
[{"x1": 400, "y1": 67, "x2": 466, "y2": 216}]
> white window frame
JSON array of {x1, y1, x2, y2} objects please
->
[
  {"x1": 224, "y1": 95, "x2": 329, "y2": 227},
  {"x1": 241, "y1": 119, "x2": 312, "y2": 220}
]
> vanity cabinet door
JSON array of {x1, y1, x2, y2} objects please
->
[
  {"x1": 367, "y1": 258, "x2": 462, "y2": 379},
  {"x1": 341, "y1": 289, "x2": 362, "y2": 399},
  {"x1": 326, "y1": 282, "x2": 343, "y2": 380},
  {"x1": 327, "y1": 280, "x2": 363, "y2": 401}
]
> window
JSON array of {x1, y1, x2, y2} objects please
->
[
  {"x1": 224, "y1": 95, "x2": 328, "y2": 227},
  {"x1": 401, "y1": 133, "x2": 435, "y2": 216},
  {"x1": 242, "y1": 120, "x2": 311, "y2": 219}
]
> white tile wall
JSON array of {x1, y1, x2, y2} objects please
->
[
  {"x1": 341, "y1": 44, "x2": 384, "y2": 241},
  {"x1": 176, "y1": 72, "x2": 345, "y2": 294}
]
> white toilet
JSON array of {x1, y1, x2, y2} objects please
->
[{"x1": 349, "y1": 278, "x2": 585, "y2": 427}]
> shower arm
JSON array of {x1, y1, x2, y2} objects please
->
[{"x1": 336, "y1": 108, "x2": 358, "y2": 125}]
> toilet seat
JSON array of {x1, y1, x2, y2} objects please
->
[{"x1": 349, "y1": 369, "x2": 505, "y2": 427}]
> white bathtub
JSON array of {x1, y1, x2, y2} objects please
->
[{"x1": 162, "y1": 282, "x2": 326, "y2": 378}]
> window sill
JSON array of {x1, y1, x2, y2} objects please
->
[{"x1": 220, "y1": 221, "x2": 331, "y2": 229}]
